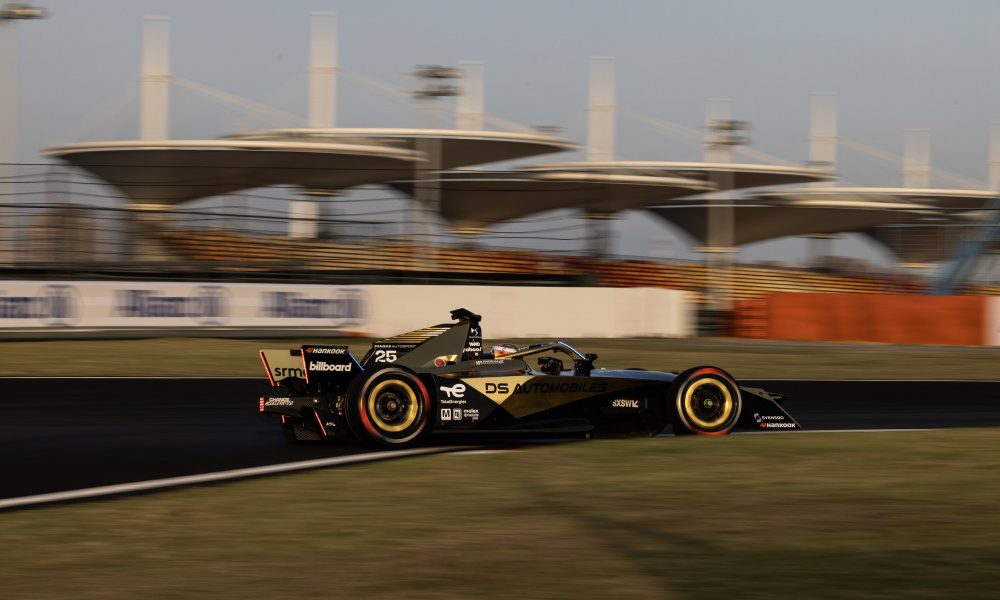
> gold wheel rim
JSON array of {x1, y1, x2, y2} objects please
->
[
  {"x1": 367, "y1": 379, "x2": 419, "y2": 433},
  {"x1": 683, "y1": 378, "x2": 733, "y2": 430}
]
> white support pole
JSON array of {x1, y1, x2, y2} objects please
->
[
  {"x1": 704, "y1": 98, "x2": 735, "y2": 313},
  {"x1": 0, "y1": 22, "x2": 16, "y2": 264},
  {"x1": 989, "y1": 122, "x2": 1000, "y2": 192},
  {"x1": 308, "y1": 12, "x2": 337, "y2": 128},
  {"x1": 456, "y1": 60, "x2": 484, "y2": 131},
  {"x1": 288, "y1": 199, "x2": 320, "y2": 239},
  {"x1": 140, "y1": 17, "x2": 170, "y2": 141},
  {"x1": 586, "y1": 56, "x2": 615, "y2": 161},
  {"x1": 903, "y1": 128, "x2": 931, "y2": 189},
  {"x1": 809, "y1": 93, "x2": 837, "y2": 176},
  {"x1": 296, "y1": 12, "x2": 337, "y2": 237}
]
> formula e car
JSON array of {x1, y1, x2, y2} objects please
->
[{"x1": 258, "y1": 308, "x2": 799, "y2": 447}]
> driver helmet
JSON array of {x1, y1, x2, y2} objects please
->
[{"x1": 491, "y1": 343, "x2": 519, "y2": 358}]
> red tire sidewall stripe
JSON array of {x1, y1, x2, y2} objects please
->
[{"x1": 358, "y1": 370, "x2": 431, "y2": 442}]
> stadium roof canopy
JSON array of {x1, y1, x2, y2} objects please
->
[
  {"x1": 861, "y1": 215, "x2": 981, "y2": 266},
  {"x1": 757, "y1": 187, "x2": 1000, "y2": 211},
  {"x1": 390, "y1": 170, "x2": 713, "y2": 230},
  {"x1": 46, "y1": 129, "x2": 576, "y2": 206},
  {"x1": 527, "y1": 161, "x2": 832, "y2": 190},
  {"x1": 224, "y1": 128, "x2": 577, "y2": 170},
  {"x1": 756, "y1": 187, "x2": 1000, "y2": 265},
  {"x1": 648, "y1": 197, "x2": 937, "y2": 248},
  {"x1": 46, "y1": 139, "x2": 423, "y2": 206}
]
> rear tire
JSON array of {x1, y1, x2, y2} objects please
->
[
  {"x1": 670, "y1": 366, "x2": 741, "y2": 436},
  {"x1": 346, "y1": 367, "x2": 432, "y2": 448}
]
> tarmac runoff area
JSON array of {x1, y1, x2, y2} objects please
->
[{"x1": 1, "y1": 377, "x2": 999, "y2": 510}]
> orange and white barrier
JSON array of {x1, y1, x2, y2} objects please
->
[{"x1": 733, "y1": 293, "x2": 993, "y2": 346}]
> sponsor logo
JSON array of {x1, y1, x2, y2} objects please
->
[
  {"x1": 485, "y1": 382, "x2": 510, "y2": 394},
  {"x1": 757, "y1": 414, "x2": 786, "y2": 422},
  {"x1": 463, "y1": 408, "x2": 480, "y2": 422},
  {"x1": 306, "y1": 347, "x2": 347, "y2": 355},
  {"x1": 453, "y1": 408, "x2": 463, "y2": 420},
  {"x1": 0, "y1": 285, "x2": 81, "y2": 326},
  {"x1": 474, "y1": 359, "x2": 504, "y2": 365},
  {"x1": 463, "y1": 327, "x2": 483, "y2": 357},
  {"x1": 440, "y1": 383, "x2": 466, "y2": 399},
  {"x1": 760, "y1": 422, "x2": 797, "y2": 429},
  {"x1": 273, "y1": 367, "x2": 305, "y2": 379},
  {"x1": 264, "y1": 397, "x2": 294, "y2": 407},
  {"x1": 308, "y1": 361, "x2": 352, "y2": 372},
  {"x1": 512, "y1": 381, "x2": 608, "y2": 395},
  {"x1": 610, "y1": 399, "x2": 640, "y2": 409},
  {"x1": 114, "y1": 286, "x2": 231, "y2": 325},
  {"x1": 440, "y1": 408, "x2": 452, "y2": 421},
  {"x1": 374, "y1": 342, "x2": 416, "y2": 350},
  {"x1": 258, "y1": 289, "x2": 365, "y2": 322}
]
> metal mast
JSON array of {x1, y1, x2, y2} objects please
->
[{"x1": 1, "y1": 3, "x2": 47, "y2": 264}]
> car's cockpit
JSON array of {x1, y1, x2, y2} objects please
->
[{"x1": 491, "y1": 341, "x2": 598, "y2": 376}]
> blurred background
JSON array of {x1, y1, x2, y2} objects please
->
[
  {"x1": 2, "y1": 0, "x2": 1000, "y2": 344},
  {"x1": 4, "y1": 7, "x2": 1000, "y2": 596}
]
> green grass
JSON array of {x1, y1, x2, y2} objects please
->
[
  {"x1": 0, "y1": 336, "x2": 998, "y2": 378},
  {"x1": 2, "y1": 429, "x2": 1000, "y2": 598}
]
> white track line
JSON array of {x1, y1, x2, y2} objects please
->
[
  {"x1": 734, "y1": 428, "x2": 932, "y2": 435},
  {"x1": 0, "y1": 447, "x2": 459, "y2": 511},
  {"x1": 793, "y1": 428, "x2": 932, "y2": 433}
]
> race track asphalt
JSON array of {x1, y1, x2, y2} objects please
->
[{"x1": 1, "y1": 377, "x2": 999, "y2": 500}]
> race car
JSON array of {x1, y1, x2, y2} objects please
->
[{"x1": 258, "y1": 308, "x2": 799, "y2": 447}]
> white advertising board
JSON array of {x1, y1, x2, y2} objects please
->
[
  {"x1": 0, "y1": 281, "x2": 365, "y2": 330},
  {"x1": 0, "y1": 281, "x2": 692, "y2": 338}
]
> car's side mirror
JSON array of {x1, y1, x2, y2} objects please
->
[{"x1": 574, "y1": 353, "x2": 598, "y2": 376}]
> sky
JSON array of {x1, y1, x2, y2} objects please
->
[{"x1": 6, "y1": 0, "x2": 1000, "y2": 265}]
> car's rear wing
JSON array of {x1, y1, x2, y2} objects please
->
[
  {"x1": 260, "y1": 345, "x2": 362, "y2": 390},
  {"x1": 259, "y1": 348, "x2": 306, "y2": 386}
]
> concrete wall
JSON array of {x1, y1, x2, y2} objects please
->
[{"x1": 364, "y1": 285, "x2": 692, "y2": 339}]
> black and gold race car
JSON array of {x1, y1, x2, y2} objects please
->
[{"x1": 259, "y1": 308, "x2": 799, "y2": 447}]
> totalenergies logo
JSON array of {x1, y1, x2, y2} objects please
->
[{"x1": 0, "y1": 285, "x2": 81, "y2": 326}]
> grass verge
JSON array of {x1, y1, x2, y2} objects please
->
[
  {"x1": 2, "y1": 429, "x2": 999, "y2": 599},
  {"x1": 0, "y1": 336, "x2": 999, "y2": 378}
]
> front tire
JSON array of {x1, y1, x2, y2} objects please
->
[
  {"x1": 346, "y1": 367, "x2": 432, "y2": 447},
  {"x1": 670, "y1": 366, "x2": 742, "y2": 436}
]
